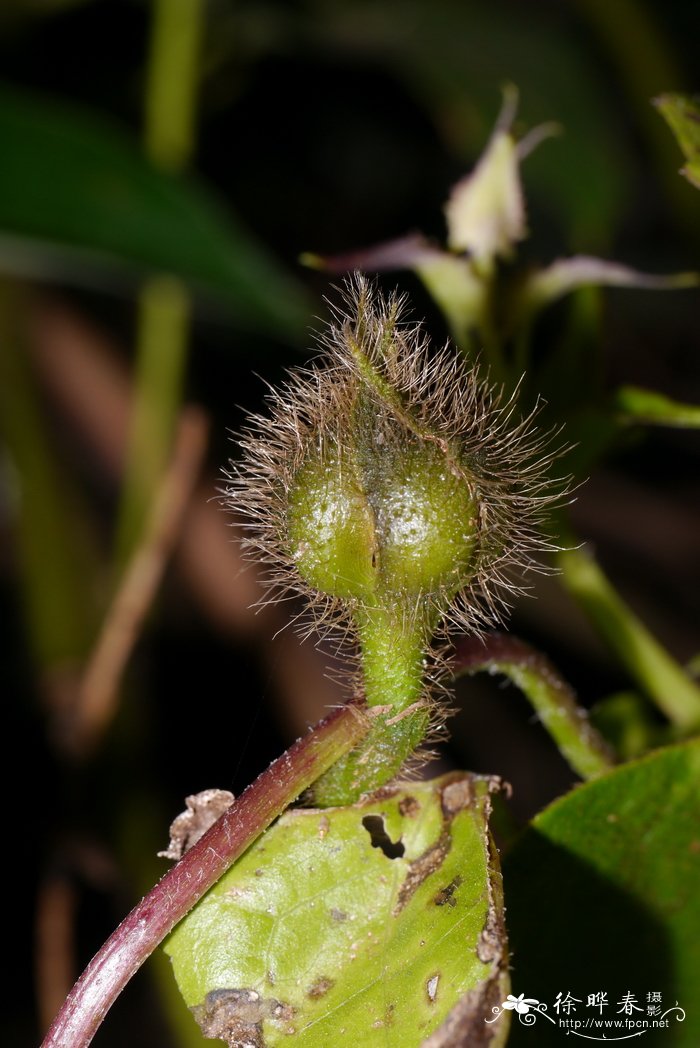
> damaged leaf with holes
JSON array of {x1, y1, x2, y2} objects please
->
[{"x1": 164, "y1": 774, "x2": 509, "y2": 1047}]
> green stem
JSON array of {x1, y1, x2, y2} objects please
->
[
  {"x1": 453, "y1": 632, "x2": 615, "y2": 780},
  {"x1": 357, "y1": 605, "x2": 426, "y2": 709},
  {"x1": 0, "y1": 281, "x2": 93, "y2": 667},
  {"x1": 143, "y1": 0, "x2": 205, "y2": 172},
  {"x1": 310, "y1": 606, "x2": 432, "y2": 807},
  {"x1": 115, "y1": 0, "x2": 203, "y2": 563},
  {"x1": 472, "y1": 255, "x2": 508, "y2": 385},
  {"x1": 115, "y1": 276, "x2": 190, "y2": 559},
  {"x1": 559, "y1": 544, "x2": 700, "y2": 731},
  {"x1": 478, "y1": 324, "x2": 507, "y2": 387}
]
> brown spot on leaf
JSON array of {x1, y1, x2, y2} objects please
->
[
  {"x1": 192, "y1": 988, "x2": 265, "y2": 1047},
  {"x1": 330, "y1": 907, "x2": 347, "y2": 922},
  {"x1": 420, "y1": 972, "x2": 506, "y2": 1047},
  {"x1": 478, "y1": 816, "x2": 508, "y2": 966},
  {"x1": 307, "y1": 976, "x2": 334, "y2": 999},
  {"x1": 433, "y1": 875, "x2": 463, "y2": 908},
  {"x1": 477, "y1": 897, "x2": 503, "y2": 965},
  {"x1": 393, "y1": 833, "x2": 450, "y2": 914},
  {"x1": 441, "y1": 780, "x2": 473, "y2": 817},
  {"x1": 426, "y1": 974, "x2": 440, "y2": 1003},
  {"x1": 393, "y1": 774, "x2": 488, "y2": 914},
  {"x1": 399, "y1": 795, "x2": 420, "y2": 817},
  {"x1": 192, "y1": 988, "x2": 294, "y2": 1048}
]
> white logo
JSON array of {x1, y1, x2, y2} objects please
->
[{"x1": 485, "y1": 991, "x2": 686, "y2": 1041}]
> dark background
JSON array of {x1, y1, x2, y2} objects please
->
[{"x1": 1, "y1": 1, "x2": 698, "y2": 1044}]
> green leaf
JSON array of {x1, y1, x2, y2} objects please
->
[
  {"x1": 590, "y1": 691, "x2": 665, "y2": 760},
  {"x1": 654, "y1": 94, "x2": 700, "y2": 190},
  {"x1": 302, "y1": 236, "x2": 488, "y2": 351},
  {"x1": 504, "y1": 740, "x2": 700, "y2": 1046},
  {"x1": 414, "y1": 253, "x2": 487, "y2": 351},
  {"x1": 0, "y1": 86, "x2": 309, "y2": 338},
  {"x1": 615, "y1": 385, "x2": 700, "y2": 428},
  {"x1": 164, "y1": 775, "x2": 510, "y2": 1047}
]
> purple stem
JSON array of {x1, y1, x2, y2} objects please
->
[
  {"x1": 452, "y1": 632, "x2": 615, "y2": 779},
  {"x1": 42, "y1": 703, "x2": 367, "y2": 1048},
  {"x1": 453, "y1": 631, "x2": 545, "y2": 672}
]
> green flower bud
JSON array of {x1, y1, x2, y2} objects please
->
[
  {"x1": 287, "y1": 423, "x2": 478, "y2": 605},
  {"x1": 287, "y1": 444, "x2": 377, "y2": 602},
  {"x1": 227, "y1": 276, "x2": 562, "y2": 804}
]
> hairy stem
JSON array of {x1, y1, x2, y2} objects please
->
[
  {"x1": 41, "y1": 704, "x2": 368, "y2": 1048},
  {"x1": 310, "y1": 607, "x2": 431, "y2": 806},
  {"x1": 454, "y1": 632, "x2": 616, "y2": 779},
  {"x1": 357, "y1": 605, "x2": 427, "y2": 710}
]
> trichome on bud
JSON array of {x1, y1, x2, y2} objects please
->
[{"x1": 225, "y1": 276, "x2": 564, "y2": 804}]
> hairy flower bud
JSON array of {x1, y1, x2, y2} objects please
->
[
  {"x1": 287, "y1": 414, "x2": 479, "y2": 606},
  {"x1": 226, "y1": 276, "x2": 563, "y2": 804}
]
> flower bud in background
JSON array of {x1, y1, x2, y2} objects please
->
[{"x1": 225, "y1": 276, "x2": 564, "y2": 804}]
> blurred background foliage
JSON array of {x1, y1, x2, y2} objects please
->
[{"x1": 1, "y1": 1, "x2": 698, "y2": 1044}]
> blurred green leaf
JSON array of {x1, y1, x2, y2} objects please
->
[
  {"x1": 518, "y1": 255, "x2": 697, "y2": 320},
  {"x1": 307, "y1": 0, "x2": 629, "y2": 248},
  {"x1": 590, "y1": 691, "x2": 664, "y2": 760},
  {"x1": 304, "y1": 235, "x2": 488, "y2": 350},
  {"x1": 505, "y1": 740, "x2": 700, "y2": 1046},
  {"x1": 415, "y1": 253, "x2": 486, "y2": 350},
  {"x1": 165, "y1": 775, "x2": 509, "y2": 1047},
  {"x1": 0, "y1": 86, "x2": 309, "y2": 338},
  {"x1": 654, "y1": 94, "x2": 700, "y2": 190},
  {"x1": 615, "y1": 385, "x2": 700, "y2": 428}
]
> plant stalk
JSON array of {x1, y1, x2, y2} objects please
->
[
  {"x1": 41, "y1": 703, "x2": 368, "y2": 1048},
  {"x1": 454, "y1": 632, "x2": 616, "y2": 779},
  {"x1": 310, "y1": 607, "x2": 432, "y2": 806},
  {"x1": 559, "y1": 544, "x2": 700, "y2": 731},
  {"x1": 115, "y1": 0, "x2": 203, "y2": 562},
  {"x1": 0, "y1": 280, "x2": 93, "y2": 668},
  {"x1": 356, "y1": 605, "x2": 427, "y2": 710}
]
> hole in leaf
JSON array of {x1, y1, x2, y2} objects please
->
[{"x1": 362, "y1": 814, "x2": 405, "y2": 859}]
